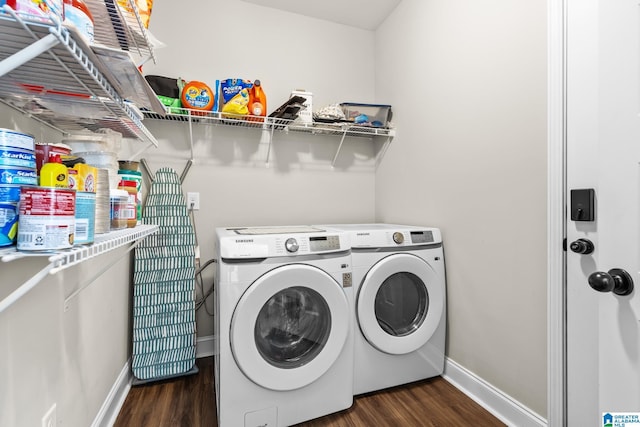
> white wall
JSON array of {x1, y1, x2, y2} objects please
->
[
  {"x1": 1, "y1": 0, "x2": 549, "y2": 423},
  {"x1": 135, "y1": 0, "x2": 380, "y2": 336},
  {"x1": 374, "y1": 0, "x2": 548, "y2": 417},
  {"x1": 1, "y1": 2, "x2": 378, "y2": 423},
  {"x1": 0, "y1": 208, "x2": 133, "y2": 426},
  {"x1": 0, "y1": 106, "x2": 132, "y2": 427}
]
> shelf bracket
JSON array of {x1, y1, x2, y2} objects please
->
[
  {"x1": 331, "y1": 130, "x2": 349, "y2": 168},
  {"x1": 0, "y1": 263, "x2": 54, "y2": 314},
  {"x1": 375, "y1": 133, "x2": 394, "y2": 168},
  {"x1": 0, "y1": 32, "x2": 59, "y2": 78},
  {"x1": 265, "y1": 124, "x2": 276, "y2": 166},
  {"x1": 63, "y1": 238, "x2": 144, "y2": 310},
  {"x1": 129, "y1": 141, "x2": 155, "y2": 161},
  {"x1": 0, "y1": 225, "x2": 158, "y2": 314}
]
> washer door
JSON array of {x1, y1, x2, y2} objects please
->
[
  {"x1": 357, "y1": 253, "x2": 444, "y2": 355},
  {"x1": 231, "y1": 264, "x2": 349, "y2": 391}
]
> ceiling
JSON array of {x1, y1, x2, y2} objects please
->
[{"x1": 237, "y1": 0, "x2": 402, "y2": 31}]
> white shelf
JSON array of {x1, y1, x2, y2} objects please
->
[
  {"x1": 0, "y1": 224, "x2": 158, "y2": 313},
  {"x1": 0, "y1": 224, "x2": 158, "y2": 270},
  {"x1": 0, "y1": 6, "x2": 161, "y2": 145},
  {"x1": 143, "y1": 107, "x2": 396, "y2": 167},
  {"x1": 86, "y1": 0, "x2": 155, "y2": 63}
]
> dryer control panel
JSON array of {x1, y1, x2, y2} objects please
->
[{"x1": 350, "y1": 228, "x2": 441, "y2": 248}]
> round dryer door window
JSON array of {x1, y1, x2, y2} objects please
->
[
  {"x1": 231, "y1": 264, "x2": 349, "y2": 391},
  {"x1": 357, "y1": 253, "x2": 444, "y2": 355}
]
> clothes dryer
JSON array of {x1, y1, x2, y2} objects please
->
[
  {"x1": 324, "y1": 224, "x2": 446, "y2": 395},
  {"x1": 214, "y1": 226, "x2": 353, "y2": 427}
]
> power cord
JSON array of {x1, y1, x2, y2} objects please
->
[
  {"x1": 188, "y1": 200, "x2": 215, "y2": 316},
  {"x1": 195, "y1": 258, "x2": 216, "y2": 315}
]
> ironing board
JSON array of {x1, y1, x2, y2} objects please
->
[{"x1": 131, "y1": 167, "x2": 197, "y2": 382}]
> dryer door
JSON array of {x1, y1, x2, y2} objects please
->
[
  {"x1": 231, "y1": 264, "x2": 349, "y2": 391},
  {"x1": 357, "y1": 253, "x2": 444, "y2": 355}
]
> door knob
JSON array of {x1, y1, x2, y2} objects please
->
[
  {"x1": 570, "y1": 238, "x2": 594, "y2": 255},
  {"x1": 588, "y1": 268, "x2": 634, "y2": 296}
]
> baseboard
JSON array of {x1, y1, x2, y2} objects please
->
[
  {"x1": 92, "y1": 337, "x2": 214, "y2": 426},
  {"x1": 443, "y1": 358, "x2": 547, "y2": 427},
  {"x1": 196, "y1": 334, "x2": 216, "y2": 358},
  {"x1": 92, "y1": 359, "x2": 132, "y2": 427}
]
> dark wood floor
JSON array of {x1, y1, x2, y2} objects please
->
[{"x1": 114, "y1": 357, "x2": 505, "y2": 427}]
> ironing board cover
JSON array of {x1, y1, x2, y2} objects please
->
[{"x1": 132, "y1": 167, "x2": 197, "y2": 380}]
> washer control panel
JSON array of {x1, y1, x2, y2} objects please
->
[
  {"x1": 309, "y1": 235, "x2": 341, "y2": 252},
  {"x1": 217, "y1": 228, "x2": 347, "y2": 259}
]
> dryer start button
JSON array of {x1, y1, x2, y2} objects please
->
[{"x1": 392, "y1": 232, "x2": 404, "y2": 244}]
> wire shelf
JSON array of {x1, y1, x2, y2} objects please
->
[
  {"x1": 0, "y1": 7, "x2": 159, "y2": 145},
  {"x1": 0, "y1": 224, "x2": 159, "y2": 272},
  {"x1": 143, "y1": 107, "x2": 396, "y2": 139},
  {"x1": 86, "y1": 0, "x2": 155, "y2": 62}
]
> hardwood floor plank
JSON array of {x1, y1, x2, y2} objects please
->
[{"x1": 114, "y1": 357, "x2": 505, "y2": 427}]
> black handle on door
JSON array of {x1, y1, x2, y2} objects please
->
[
  {"x1": 570, "y1": 238, "x2": 594, "y2": 254},
  {"x1": 588, "y1": 268, "x2": 634, "y2": 296}
]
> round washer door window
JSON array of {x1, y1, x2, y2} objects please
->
[
  {"x1": 357, "y1": 253, "x2": 444, "y2": 355},
  {"x1": 231, "y1": 264, "x2": 349, "y2": 391}
]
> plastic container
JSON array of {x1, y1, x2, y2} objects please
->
[
  {"x1": 40, "y1": 155, "x2": 68, "y2": 188},
  {"x1": 248, "y1": 79, "x2": 267, "y2": 121},
  {"x1": 109, "y1": 189, "x2": 128, "y2": 230},
  {"x1": 62, "y1": 132, "x2": 111, "y2": 153},
  {"x1": 118, "y1": 170, "x2": 142, "y2": 223},
  {"x1": 118, "y1": 160, "x2": 140, "y2": 171},
  {"x1": 339, "y1": 103, "x2": 393, "y2": 128},
  {"x1": 35, "y1": 142, "x2": 71, "y2": 172},
  {"x1": 118, "y1": 180, "x2": 137, "y2": 228},
  {"x1": 181, "y1": 81, "x2": 214, "y2": 112},
  {"x1": 63, "y1": 0, "x2": 95, "y2": 43},
  {"x1": 4, "y1": 0, "x2": 64, "y2": 21}
]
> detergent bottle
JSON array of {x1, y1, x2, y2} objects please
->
[
  {"x1": 40, "y1": 154, "x2": 69, "y2": 188},
  {"x1": 248, "y1": 79, "x2": 267, "y2": 120}
]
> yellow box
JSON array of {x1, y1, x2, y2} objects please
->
[{"x1": 69, "y1": 163, "x2": 97, "y2": 192}]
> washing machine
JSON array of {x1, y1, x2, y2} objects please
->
[
  {"x1": 323, "y1": 224, "x2": 446, "y2": 395},
  {"x1": 214, "y1": 226, "x2": 354, "y2": 427}
]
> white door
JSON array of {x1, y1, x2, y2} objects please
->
[
  {"x1": 357, "y1": 253, "x2": 444, "y2": 355},
  {"x1": 230, "y1": 264, "x2": 349, "y2": 391},
  {"x1": 566, "y1": 0, "x2": 640, "y2": 424}
]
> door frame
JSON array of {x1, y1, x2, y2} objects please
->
[{"x1": 548, "y1": 0, "x2": 567, "y2": 425}]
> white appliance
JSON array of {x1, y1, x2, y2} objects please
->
[
  {"x1": 323, "y1": 224, "x2": 446, "y2": 395},
  {"x1": 214, "y1": 226, "x2": 354, "y2": 427}
]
